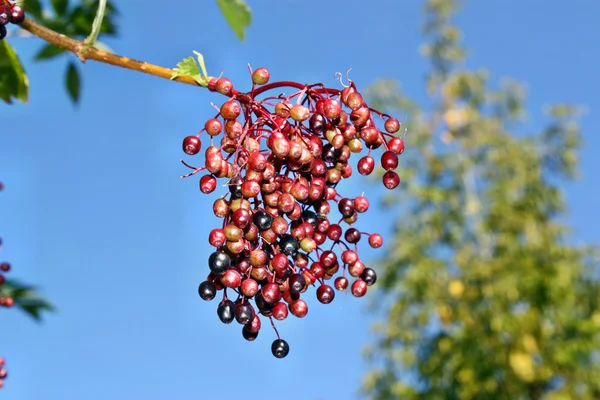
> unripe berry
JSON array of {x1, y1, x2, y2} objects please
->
[
  {"x1": 252, "y1": 67, "x2": 270, "y2": 85},
  {"x1": 216, "y1": 78, "x2": 233, "y2": 95}
]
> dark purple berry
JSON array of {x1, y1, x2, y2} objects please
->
[
  {"x1": 198, "y1": 280, "x2": 217, "y2": 301},
  {"x1": 279, "y1": 235, "x2": 299, "y2": 256},
  {"x1": 217, "y1": 300, "x2": 235, "y2": 324},
  {"x1": 271, "y1": 339, "x2": 290, "y2": 358},
  {"x1": 361, "y1": 268, "x2": 377, "y2": 286},
  {"x1": 208, "y1": 251, "x2": 231, "y2": 275},
  {"x1": 252, "y1": 210, "x2": 273, "y2": 231},
  {"x1": 235, "y1": 302, "x2": 254, "y2": 325}
]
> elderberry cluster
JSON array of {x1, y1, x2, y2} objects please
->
[
  {"x1": 0, "y1": 1, "x2": 25, "y2": 40},
  {"x1": 0, "y1": 182, "x2": 10, "y2": 388},
  {"x1": 182, "y1": 67, "x2": 404, "y2": 358}
]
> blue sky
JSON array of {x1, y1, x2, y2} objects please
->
[{"x1": 1, "y1": 1, "x2": 599, "y2": 399}]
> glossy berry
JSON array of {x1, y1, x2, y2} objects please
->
[
  {"x1": 384, "y1": 118, "x2": 401, "y2": 133},
  {"x1": 368, "y1": 233, "x2": 383, "y2": 248},
  {"x1": 182, "y1": 136, "x2": 201, "y2": 155},
  {"x1": 382, "y1": 170, "x2": 400, "y2": 189},
  {"x1": 0, "y1": 9, "x2": 9, "y2": 25},
  {"x1": 242, "y1": 325, "x2": 259, "y2": 341},
  {"x1": 361, "y1": 268, "x2": 377, "y2": 286},
  {"x1": 344, "y1": 228, "x2": 361, "y2": 244},
  {"x1": 10, "y1": 6, "x2": 25, "y2": 24},
  {"x1": 351, "y1": 280, "x2": 368, "y2": 297},
  {"x1": 381, "y1": 151, "x2": 399, "y2": 171},
  {"x1": 198, "y1": 281, "x2": 217, "y2": 301},
  {"x1": 288, "y1": 273, "x2": 306, "y2": 294},
  {"x1": 217, "y1": 300, "x2": 235, "y2": 324},
  {"x1": 279, "y1": 235, "x2": 299, "y2": 256},
  {"x1": 215, "y1": 78, "x2": 233, "y2": 95},
  {"x1": 334, "y1": 276, "x2": 349, "y2": 290},
  {"x1": 252, "y1": 210, "x2": 273, "y2": 231},
  {"x1": 235, "y1": 302, "x2": 254, "y2": 325},
  {"x1": 262, "y1": 283, "x2": 281, "y2": 304},
  {"x1": 208, "y1": 251, "x2": 231, "y2": 275},
  {"x1": 316, "y1": 284, "x2": 335, "y2": 304},
  {"x1": 271, "y1": 339, "x2": 290, "y2": 359},
  {"x1": 199, "y1": 175, "x2": 217, "y2": 194},
  {"x1": 357, "y1": 155, "x2": 375, "y2": 175}
]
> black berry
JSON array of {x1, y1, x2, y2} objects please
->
[
  {"x1": 198, "y1": 280, "x2": 217, "y2": 301},
  {"x1": 217, "y1": 300, "x2": 235, "y2": 324},
  {"x1": 208, "y1": 251, "x2": 231, "y2": 275},
  {"x1": 271, "y1": 339, "x2": 290, "y2": 358}
]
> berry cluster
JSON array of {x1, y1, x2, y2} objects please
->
[
  {"x1": 0, "y1": 1, "x2": 25, "y2": 40},
  {"x1": 0, "y1": 182, "x2": 10, "y2": 388},
  {"x1": 182, "y1": 68, "x2": 404, "y2": 358}
]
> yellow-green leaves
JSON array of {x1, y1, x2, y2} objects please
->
[
  {"x1": 0, "y1": 41, "x2": 29, "y2": 104},
  {"x1": 217, "y1": 0, "x2": 252, "y2": 42},
  {"x1": 171, "y1": 51, "x2": 212, "y2": 87}
]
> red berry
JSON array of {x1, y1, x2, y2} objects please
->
[
  {"x1": 290, "y1": 299, "x2": 308, "y2": 318},
  {"x1": 382, "y1": 170, "x2": 400, "y2": 189},
  {"x1": 199, "y1": 175, "x2": 217, "y2": 194},
  {"x1": 351, "y1": 280, "x2": 368, "y2": 297},
  {"x1": 272, "y1": 302, "x2": 289, "y2": 320},
  {"x1": 216, "y1": 78, "x2": 233, "y2": 95},
  {"x1": 204, "y1": 118, "x2": 223, "y2": 136},
  {"x1": 221, "y1": 269, "x2": 242, "y2": 288},
  {"x1": 334, "y1": 276, "x2": 349, "y2": 290},
  {"x1": 182, "y1": 136, "x2": 201, "y2": 155},
  {"x1": 10, "y1": 6, "x2": 25, "y2": 24},
  {"x1": 220, "y1": 100, "x2": 241, "y2": 120},
  {"x1": 384, "y1": 118, "x2": 401, "y2": 133},
  {"x1": 388, "y1": 137, "x2": 405, "y2": 154},
  {"x1": 316, "y1": 284, "x2": 335, "y2": 304},
  {"x1": 380, "y1": 150, "x2": 399, "y2": 170},
  {"x1": 354, "y1": 196, "x2": 369, "y2": 213},
  {"x1": 368, "y1": 233, "x2": 383, "y2": 248},
  {"x1": 357, "y1": 155, "x2": 375, "y2": 175}
]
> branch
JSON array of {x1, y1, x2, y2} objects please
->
[{"x1": 19, "y1": 17, "x2": 200, "y2": 87}]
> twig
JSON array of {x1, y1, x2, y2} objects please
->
[{"x1": 19, "y1": 17, "x2": 200, "y2": 87}]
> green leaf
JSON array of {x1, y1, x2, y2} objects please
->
[
  {"x1": 0, "y1": 41, "x2": 29, "y2": 104},
  {"x1": 1, "y1": 279, "x2": 54, "y2": 322},
  {"x1": 216, "y1": 0, "x2": 252, "y2": 42},
  {"x1": 22, "y1": 0, "x2": 43, "y2": 19},
  {"x1": 34, "y1": 44, "x2": 67, "y2": 61},
  {"x1": 51, "y1": 0, "x2": 69, "y2": 16},
  {"x1": 171, "y1": 52, "x2": 212, "y2": 86},
  {"x1": 65, "y1": 62, "x2": 81, "y2": 104}
]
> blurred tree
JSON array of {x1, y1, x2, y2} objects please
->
[{"x1": 363, "y1": 0, "x2": 600, "y2": 399}]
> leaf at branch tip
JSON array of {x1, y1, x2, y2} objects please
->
[
  {"x1": 65, "y1": 62, "x2": 81, "y2": 104},
  {"x1": 171, "y1": 52, "x2": 212, "y2": 87},
  {"x1": 0, "y1": 40, "x2": 29, "y2": 104},
  {"x1": 216, "y1": 0, "x2": 252, "y2": 42}
]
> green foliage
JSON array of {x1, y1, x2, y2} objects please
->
[
  {"x1": 65, "y1": 61, "x2": 80, "y2": 103},
  {"x1": 0, "y1": 0, "x2": 119, "y2": 105},
  {"x1": 1, "y1": 280, "x2": 55, "y2": 322},
  {"x1": 363, "y1": 1, "x2": 600, "y2": 399},
  {"x1": 0, "y1": 40, "x2": 29, "y2": 103},
  {"x1": 216, "y1": 0, "x2": 252, "y2": 42},
  {"x1": 171, "y1": 51, "x2": 213, "y2": 86}
]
